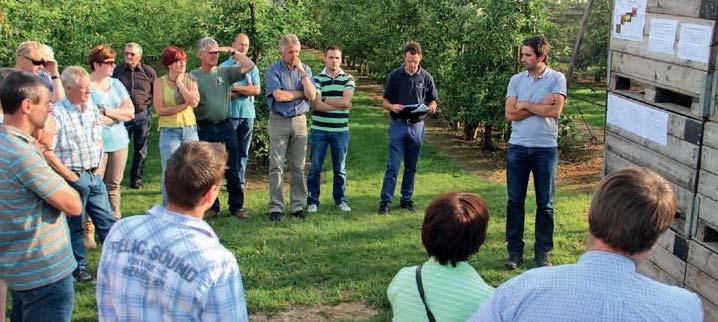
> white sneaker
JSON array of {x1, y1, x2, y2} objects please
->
[
  {"x1": 307, "y1": 204, "x2": 318, "y2": 213},
  {"x1": 337, "y1": 203, "x2": 352, "y2": 212}
]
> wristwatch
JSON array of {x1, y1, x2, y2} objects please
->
[{"x1": 96, "y1": 105, "x2": 106, "y2": 116}]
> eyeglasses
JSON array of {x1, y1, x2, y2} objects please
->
[
  {"x1": 124, "y1": 52, "x2": 138, "y2": 57},
  {"x1": 207, "y1": 51, "x2": 220, "y2": 55},
  {"x1": 23, "y1": 55, "x2": 46, "y2": 66},
  {"x1": 99, "y1": 60, "x2": 116, "y2": 66}
]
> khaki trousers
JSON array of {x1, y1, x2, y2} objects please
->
[
  {"x1": 85, "y1": 147, "x2": 127, "y2": 239},
  {"x1": 268, "y1": 114, "x2": 308, "y2": 213}
]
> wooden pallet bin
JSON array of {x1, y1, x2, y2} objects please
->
[{"x1": 695, "y1": 121, "x2": 718, "y2": 254}]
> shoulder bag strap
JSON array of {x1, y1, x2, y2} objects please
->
[{"x1": 415, "y1": 263, "x2": 437, "y2": 322}]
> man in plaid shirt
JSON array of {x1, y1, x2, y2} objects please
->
[
  {"x1": 97, "y1": 141, "x2": 248, "y2": 321},
  {"x1": 43, "y1": 66, "x2": 116, "y2": 283}
]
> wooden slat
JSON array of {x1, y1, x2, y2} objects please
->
[
  {"x1": 687, "y1": 240, "x2": 718, "y2": 279},
  {"x1": 605, "y1": 132, "x2": 698, "y2": 191},
  {"x1": 702, "y1": 145, "x2": 718, "y2": 175},
  {"x1": 647, "y1": 0, "x2": 718, "y2": 19},
  {"x1": 702, "y1": 296, "x2": 718, "y2": 322},
  {"x1": 705, "y1": 121, "x2": 718, "y2": 149},
  {"x1": 694, "y1": 219, "x2": 718, "y2": 254},
  {"x1": 606, "y1": 124, "x2": 700, "y2": 168},
  {"x1": 638, "y1": 258, "x2": 682, "y2": 286},
  {"x1": 697, "y1": 194, "x2": 718, "y2": 231},
  {"x1": 647, "y1": 242, "x2": 688, "y2": 283},
  {"x1": 611, "y1": 51, "x2": 707, "y2": 98},
  {"x1": 699, "y1": 170, "x2": 718, "y2": 201},
  {"x1": 685, "y1": 265, "x2": 718, "y2": 306}
]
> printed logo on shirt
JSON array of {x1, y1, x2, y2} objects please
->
[
  {"x1": 216, "y1": 77, "x2": 224, "y2": 86},
  {"x1": 109, "y1": 238, "x2": 199, "y2": 287}
]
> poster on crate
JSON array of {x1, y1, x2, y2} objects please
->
[
  {"x1": 607, "y1": 93, "x2": 668, "y2": 146},
  {"x1": 678, "y1": 23, "x2": 713, "y2": 63},
  {"x1": 648, "y1": 18, "x2": 677, "y2": 55},
  {"x1": 612, "y1": 0, "x2": 647, "y2": 42}
]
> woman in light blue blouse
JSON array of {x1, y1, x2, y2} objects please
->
[{"x1": 87, "y1": 44, "x2": 134, "y2": 248}]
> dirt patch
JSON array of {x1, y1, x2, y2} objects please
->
[{"x1": 251, "y1": 302, "x2": 378, "y2": 321}]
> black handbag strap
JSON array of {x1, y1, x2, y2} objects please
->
[{"x1": 415, "y1": 263, "x2": 437, "y2": 322}]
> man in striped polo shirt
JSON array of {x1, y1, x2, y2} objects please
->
[
  {"x1": 307, "y1": 45, "x2": 355, "y2": 213},
  {"x1": 0, "y1": 71, "x2": 82, "y2": 322}
]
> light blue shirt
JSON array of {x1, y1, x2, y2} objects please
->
[
  {"x1": 97, "y1": 205, "x2": 248, "y2": 322},
  {"x1": 469, "y1": 251, "x2": 703, "y2": 322},
  {"x1": 90, "y1": 78, "x2": 131, "y2": 152},
  {"x1": 220, "y1": 58, "x2": 260, "y2": 119},
  {"x1": 264, "y1": 60, "x2": 313, "y2": 117},
  {"x1": 506, "y1": 68, "x2": 567, "y2": 148}
]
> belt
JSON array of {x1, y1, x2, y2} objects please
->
[
  {"x1": 271, "y1": 112, "x2": 304, "y2": 118},
  {"x1": 72, "y1": 168, "x2": 97, "y2": 174},
  {"x1": 196, "y1": 119, "x2": 229, "y2": 126},
  {"x1": 391, "y1": 118, "x2": 422, "y2": 124}
]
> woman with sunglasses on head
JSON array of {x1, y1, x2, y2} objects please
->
[
  {"x1": 84, "y1": 44, "x2": 134, "y2": 248},
  {"x1": 153, "y1": 45, "x2": 200, "y2": 204}
]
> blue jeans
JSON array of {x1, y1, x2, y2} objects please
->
[
  {"x1": 10, "y1": 275, "x2": 74, "y2": 322},
  {"x1": 307, "y1": 130, "x2": 349, "y2": 206},
  {"x1": 159, "y1": 126, "x2": 199, "y2": 204},
  {"x1": 505, "y1": 144, "x2": 557, "y2": 256},
  {"x1": 197, "y1": 120, "x2": 244, "y2": 212},
  {"x1": 66, "y1": 171, "x2": 116, "y2": 270},
  {"x1": 230, "y1": 118, "x2": 254, "y2": 186},
  {"x1": 380, "y1": 120, "x2": 424, "y2": 203}
]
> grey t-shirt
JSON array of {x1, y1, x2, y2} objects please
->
[{"x1": 506, "y1": 68, "x2": 567, "y2": 147}]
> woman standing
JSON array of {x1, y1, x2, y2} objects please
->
[
  {"x1": 153, "y1": 46, "x2": 200, "y2": 203},
  {"x1": 86, "y1": 44, "x2": 134, "y2": 247}
]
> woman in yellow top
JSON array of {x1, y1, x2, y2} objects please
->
[{"x1": 153, "y1": 45, "x2": 200, "y2": 204}]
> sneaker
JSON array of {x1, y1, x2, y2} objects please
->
[
  {"x1": 233, "y1": 209, "x2": 249, "y2": 220},
  {"x1": 307, "y1": 204, "x2": 318, "y2": 213},
  {"x1": 73, "y1": 269, "x2": 94, "y2": 283},
  {"x1": 203, "y1": 209, "x2": 218, "y2": 219},
  {"x1": 83, "y1": 234, "x2": 97, "y2": 249},
  {"x1": 269, "y1": 211, "x2": 282, "y2": 222},
  {"x1": 378, "y1": 201, "x2": 390, "y2": 215},
  {"x1": 337, "y1": 203, "x2": 351, "y2": 212},
  {"x1": 291, "y1": 210, "x2": 306, "y2": 219},
  {"x1": 504, "y1": 254, "x2": 523, "y2": 270},
  {"x1": 534, "y1": 253, "x2": 552, "y2": 267},
  {"x1": 400, "y1": 200, "x2": 416, "y2": 212}
]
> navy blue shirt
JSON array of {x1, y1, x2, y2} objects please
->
[{"x1": 383, "y1": 66, "x2": 437, "y2": 120}]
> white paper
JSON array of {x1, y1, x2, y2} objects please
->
[
  {"x1": 648, "y1": 18, "x2": 677, "y2": 55},
  {"x1": 607, "y1": 93, "x2": 668, "y2": 146},
  {"x1": 612, "y1": 0, "x2": 648, "y2": 41},
  {"x1": 678, "y1": 23, "x2": 713, "y2": 63}
]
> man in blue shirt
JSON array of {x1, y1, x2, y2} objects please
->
[
  {"x1": 220, "y1": 33, "x2": 261, "y2": 191},
  {"x1": 470, "y1": 168, "x2": 703, "y2": 322},
  {"x1": 97, "y1": 141, "x2": 248, "y2": 321},
  {"x1": 264, "y1": 34, "x2": 317, "y2": 221},
  {"x1": 378, "y1": 41, "x2": 437, "y2": 215},
  {"x1": 503, "y1": 36, "x2": 567, "y2": 268}
]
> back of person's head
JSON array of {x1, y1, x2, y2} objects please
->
[
  {"x1": 165, "y1": 141, "x2": 227, "y2": 209},
  {"x1": 0, "y1": 71, "x2": 46, "y2": 115},
  {"x1": 589, "y1": 167, "x2": 676, "y2": 255},
  {"x1": 422, "y1": 192, "x2": 490, "y2": 267}
]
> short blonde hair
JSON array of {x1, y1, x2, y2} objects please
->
[
  {"x1": 278, "y1": 34, "x2": 300, "y2": 52},
  {"x1": 15, "y1": 41, "x2": 43, "y2": 58},
  {"x1": 60, "y1": 66, "x2": 89, "y2": 88}
]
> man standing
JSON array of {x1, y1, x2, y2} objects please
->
[
  {"x1": 42, "y1": 66, "x2": 117, "y2": 283},
  {"x1": 14, "y1": 41, "x2": 65, "y2": 102},
  {"x1": 264, "y1": 34, "x2": 317, "y2": 221},
  {"x1": 97, "y1": 142, "x2": 249, "y2": 321},
  {"x1": 0, "y1": 71, "x2": 82, "y2": 322},
  {"x1": 113, "y1": 42, "x2": 156, "y2": 189},
  {"x1": 307, "y1": 45, "x2": 355, "y2": 213},
  {"x1": 190, "y1": 37, "x2": 256, "y2": 220},
  {"x1": 378, "y1": 41, "x2": 437, "y2": 215},
  {"x1": 220, "y1": 33, "x2": 261, "y2": 189},
  {"x1": 470, "y1": 168, "x2": 703, "y2": 321},
  {"x1": 503, "y1": 36, "x2": 566, "y2": 269}
]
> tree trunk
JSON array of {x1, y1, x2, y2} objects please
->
[
  {"x1": 566, "y1": 0, "x2": 595, "y2": 85},
  {"x1": 249, "y1": 1, "x2": 260, "y2": 63},
  {"x1": 482, "y1": 123, "x2": 494, "y2": 151}
]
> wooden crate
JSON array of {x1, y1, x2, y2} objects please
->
[
  {"x1": 640, "y1": 228, "x2": 690, "y2": 286},
  {"x1": 647, "y1": 0, "x2": 718, "y2": 19},
  {"x1": 685, "y1": 240, "x2": 718, "y2": 320}
]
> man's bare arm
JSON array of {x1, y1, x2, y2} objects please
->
[
  {"x1": 324, "y1": 89, "x2": 354, "y2": 109},
  {"x1": 521, "y1": 94, "x2": 565, "y2": 119},
  {"x1": 505, "y1": 96, "x2": 533, "y2": 121}
]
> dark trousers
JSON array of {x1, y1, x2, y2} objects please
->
[
  {"x1": 10, "y1": 275, "x2": 74, "y2": 322},
  {"x1": 66, "y1": 171, "x2": 116, "y2": 270},
  {"x1": 230, "y1": 117, "x2": 254, "y2": 186},
  {"x1": 124, "y1": 110, "x2": 152, "y2": 185},
  {"x1": 380, "y1": 120, "x2": 424, "y2": 203},
  {"x1": 198, "y1": 120, "x2": 244, "y2": 212},
  {"x1": 505, "y1": 144, "x2": 557, "y2": 257}
]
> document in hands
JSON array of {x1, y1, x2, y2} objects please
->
[{"x1": 403, "y1": 103, "x2": 428, "y2": 114}]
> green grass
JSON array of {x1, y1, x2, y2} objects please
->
[
  {"x1": 5, "y1": 51, "x2": 595, "y2": 321},
  {"x1": 564, "y1": 87, "x2": 606, "y2": 129}
]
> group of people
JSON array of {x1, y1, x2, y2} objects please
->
[{"x1": 0, "y1": 32, "x2": 705, "y2": 322}]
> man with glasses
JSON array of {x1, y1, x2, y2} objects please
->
[
  {"x1": 14, "y1": 41, "x2": 65, "y2": 102},
  {"x1": 112, "y1": 42, "x2": 156, "y2": 189},
  {"x1": 190, "y1": 36, "x2": 256, "y2": 220}
]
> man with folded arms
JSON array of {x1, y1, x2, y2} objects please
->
[{"x1": 0, "y1": 71, "x2": 81, "y2": 322}]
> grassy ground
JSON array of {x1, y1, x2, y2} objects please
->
[
  {"x1": 565, "y1": 87, "x2": 606, "y2": 129},
  {"x1": 5, "y1": 52, "x2": 596, "y2": 321}
]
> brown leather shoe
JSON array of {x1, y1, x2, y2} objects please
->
[{"x1": 233, "y1": 209, "x2": 249, "y2": 220}]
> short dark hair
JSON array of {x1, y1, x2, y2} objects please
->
[
  {"x1": 0, "y1": 71, "x2": 46, "y2": 115},
  {"x1": 165, "y1": 141, "x2": 228, "y2": 209},
  {"x1": 522, "y1": 36, "x2": 550, "y2": 63},
  {"x1": 324, "y1": 45, "x2": 341, "y2": 54},
  {"x1": 422, "y1": 192, "x2": 490, "y2": 267},
  {"x1": 403, "y1": 41, "x2": 422, "y2": 56},
  {"x1": 589, "y1": 167, "x2": 676, "y2": 254}
]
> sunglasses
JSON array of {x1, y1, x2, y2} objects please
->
[
  {"x1": 23, "y1": 55, "x2": 46, "y2": 66},
  {"x1": 99, "y1": 60, "x2": 116, "y2": 66},
  {"x1": 124, "y1": 52, "x2": 138, "y2": 57},
  {"x1": 207, "y1": 51, "x2": 220, "y2": 55}
]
